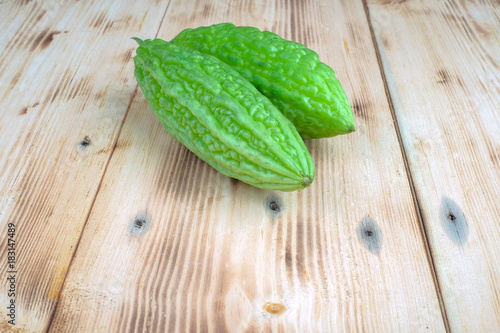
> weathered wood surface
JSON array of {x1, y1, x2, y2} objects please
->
[
  {"x1": 0, "y1": 0, "x2": 497, "y2": 332},
  {"x1": 49, "y1": 0, "x2": 444, "y2": 332},
  {"x1": 0, "y1": 0, "x2": 169, "y2": 331},
  {"x1": 367, "y1": 0, "x2": 500, "y2": 331}
]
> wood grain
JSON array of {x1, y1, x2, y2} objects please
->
[
  {"x1": 367, "y1": 0, "x2": 500, "y2": 331},
  {"x1": 49, "y1": 0, "x2": 445, "y2": 331},
  {"x1": 0, "y1": 0, "x2": 169, "y2": 331}
]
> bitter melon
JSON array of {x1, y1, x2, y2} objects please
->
[
  {"x1": 133, "y1": 38, "x2": 315, "y2": 191},
  {"x1": 171, "y1": 22, "x2": 355, "y2": 139}
]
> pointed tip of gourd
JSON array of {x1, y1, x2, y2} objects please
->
[
  {"x1": 132, "y1": 37, "x2": 144, "y2": 45},
  {"x1": 301, "y1": 176, "x2": 313, "y2": 188}
]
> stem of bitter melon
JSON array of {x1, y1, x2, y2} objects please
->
[{"x1": 132, "y1": 37, "x2": 144, "y2": 45}]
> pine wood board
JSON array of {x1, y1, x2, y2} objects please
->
[
  {"x1": 366, "y1": 0, "x2": 500, "y2": 331},
  {"x1": 0, "y1": 0, "x2": 169, "y2": 331},
  {"x1": 48, "y1": 0, "x2": 445, "y2": 332}
]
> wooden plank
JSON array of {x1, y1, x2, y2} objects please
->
[
  {"x1": 367, "y1": 0, "x2": 500, "y2": 331},
  {"x1": 49, "y1": 0, "x2": 446, "y2": 331},
  {"x1": 0, "y1": 0, "x2": 169, "y2": 331}
]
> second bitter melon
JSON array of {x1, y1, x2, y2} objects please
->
[{"x1": 171, "y1": 22, "x2": 355, "y2": 139}]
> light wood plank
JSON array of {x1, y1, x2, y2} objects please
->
[
  {"x1": 49, "y1": 0, "x2": 448, "y2": 332},
  {"x1": 367, "y1": 0, "x2": 500, "y2": 331},
  {"x1": 0, "y1": 0, "x2": 169, "y2": 331}
]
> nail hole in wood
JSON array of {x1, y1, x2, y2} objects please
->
[
  {"x1": 269, "y1": 201, "x2": 280, "y2": 212},
  {"x1": 357, "y1": 216, "x2": 382, "y2": 254},
  {"x1": 79, "y1": 135, "x2": 91, "y2": 149},
  {"x1": 130, "y1": 213, "x2": 150, "y2": 235},
  {"x1": 265, "y1": 195, "x2": 283, "y2": 217},
  {"x1": 134, "y1": 218, "x2": 146, "y2": 229},
  {"x1": 441, "y1": 197, "x2": 468, "y2": 245}
]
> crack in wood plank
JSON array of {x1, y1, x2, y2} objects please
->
[
  {"x1": 361, "y1": 0, "x2": 452, "y2": 332},
  {"x1": 45, "y1": 3, "x2": 173, "y2": 333}
]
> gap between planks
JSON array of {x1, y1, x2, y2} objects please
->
[
  {"x1": 44, "y1": 2, "x2": 172, "y2": 332},
  {"x1": 360, "y1": 0, "x2": 452, "y2": 332},
  {"x1": 44, "y1": 85, "x2": 138, "y2": 332}
]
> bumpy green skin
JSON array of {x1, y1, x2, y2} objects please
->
[
  {"x1": 133, "y1": 38, "x2": 315, "y2": 191},
  {"x1": 171, "y1": 23, "x2": 355, "y2": 139}
]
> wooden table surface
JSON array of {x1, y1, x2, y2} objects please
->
[{"x1": 1, "y1": 0, "x2": 499, "y2": 332}]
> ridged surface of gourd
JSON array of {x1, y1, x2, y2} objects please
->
[
  {"x1": 171, "y1": 23, "x2": 355, "y2": 139},
  {"x1": 133, "y1": 38, "x2": 315, "y2": 191}
]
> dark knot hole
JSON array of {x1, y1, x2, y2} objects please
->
[
  {"x1": 134, "y1": 218, "x2": 146, "y2": 229},
  {"x1": 269, "y1": 201, "x2": 280, "y2": 212}
]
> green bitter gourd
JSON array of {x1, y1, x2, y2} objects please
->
[
  {"x1": 133, "y1": 38, "x2": 315, "y2": 191},
  {"x1": 171, "y1": 22, "x2": 355, "y2": 139}
]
